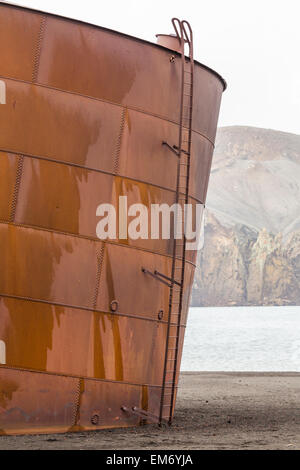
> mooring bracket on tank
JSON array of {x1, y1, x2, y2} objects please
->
[
  {"x1": 173, "y1": 144, "x2": 190, "y2": 156},
  {"x1": 142, "y1": 268, "x2": 181, "y2": 288},
  {"x1": 162, "y1": 141, "x2": 180, "y2": 157}
]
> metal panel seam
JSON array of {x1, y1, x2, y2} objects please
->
[
  {"x1": 32, "y1": 15, "x2": 47, "y2": 83},
  {"x1": 0, "y1": 364, "x2": 178, "y2": 389},
  {"x1": 0, "y1": 292, "x2": 188, "y2": 327},
  {"x1": 0, "y1": 149, "x2": 205, "y2": 205},
  {"x1": 114, "y1": 107, "x2": 126, "y2": 175},
  {"x1": 0, "y1": 219, "x2": 198, "y2": 267},
  {"x1": 92, "y1": 245, "x2": 105, "y2": 310},
  {"x1": 0, "y1": 74, "x2": 216, "y2": 146},
  {"x1": 9, "y1": 154, "x2": 24, "y2": 222}
]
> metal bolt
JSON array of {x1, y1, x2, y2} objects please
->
[
  {"x1": 91, "y1": 413, "x2": 100, "y2": 425},
  {"x1": 158, "y1": 310, "x2": 164, "y2": 320},
  {"x1": 170, "y1": 55, "x2": 175, "y2": 63},
  {"x1": 110, "y1": 300, "x2": 119, "y2": 313}
]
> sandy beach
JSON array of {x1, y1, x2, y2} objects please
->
[{"x1": 1, "y1": 372, "x2": 299, "y2": 450}]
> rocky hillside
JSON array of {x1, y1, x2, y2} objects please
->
[{"x1": 191, "y1": 126, "x2": 300, "y2": 306}]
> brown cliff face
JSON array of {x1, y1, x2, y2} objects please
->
[{"x1": 191, "y1": 126, "x2": 300, "y2": 307}]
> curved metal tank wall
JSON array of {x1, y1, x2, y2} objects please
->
[{"x1": 0, "y1": 3, "x2": 225, "y2": 434}]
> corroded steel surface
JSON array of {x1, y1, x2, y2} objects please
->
[{"x1": 0, "y1": 3, "x2": 225, "y2": 434}]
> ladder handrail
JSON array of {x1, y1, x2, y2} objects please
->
[
  {"x1": 171, "y1": 17, "x2": 183, "y2": 43},
  {"x1": 182, "y1": 20, "x2": 193, "y2": 50}
]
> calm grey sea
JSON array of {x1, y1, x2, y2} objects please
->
[{"x1": 181, "y1": 306, "x2": 300, "y2": 371}]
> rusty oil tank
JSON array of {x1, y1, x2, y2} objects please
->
[{"x1": 0, "y1": 2, "x2": 226, "y2": 435}]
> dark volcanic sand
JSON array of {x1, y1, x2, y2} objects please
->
[{"x1": 1, "y1": 372, "x2": 300, "y2": 450}]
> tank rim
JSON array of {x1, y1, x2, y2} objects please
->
[{"x1": 0, "y1": 0, "x2": 227, "y2": 91}]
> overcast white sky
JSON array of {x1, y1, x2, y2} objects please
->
[{"x1": 6, "y1": 0, "x2": 300, "y2": 135}]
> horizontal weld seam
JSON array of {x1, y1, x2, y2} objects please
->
[
  {"x1": 0, "y1": 147, "x2": 205, "y2": 205},
  {"x1": 0, "y1": 292, "x2": 187, "y2": 328},
  {"x1": 0, "y1": 219, "x2": 197, "y2": 269},
  {"x1": 0, "y1": 364, "x2": 178, "y2": 390},
  {"x1": 0, "y1": 74, "x2": 215, "y2": 147}
]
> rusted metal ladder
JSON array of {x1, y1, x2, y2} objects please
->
[{"x1": 159, "y1": 18, "x2": 195, "y2": 426}]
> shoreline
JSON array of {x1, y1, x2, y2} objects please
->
[{"x1": 1, "y1": 372, "x2": 300, "y2": 450}]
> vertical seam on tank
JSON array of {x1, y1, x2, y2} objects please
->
[
  {"x1": 147, "y1": 320, "x2": 159, "y2": 380},
  {"x1": 93, "y1": 245, "x2": 105, "y2": 310},
  {"x1": 9, "y1": 155, "x2": 24, "y2": 222},
  {"x1": 32, "y1": 15, "x2": 47, "y2": 83},
  {"x1": 72, "y1": 377, "x2": 84, "y2": 427},
  {"x1": 114, "y1": 107, "x2": 126, "y2": 175}
]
